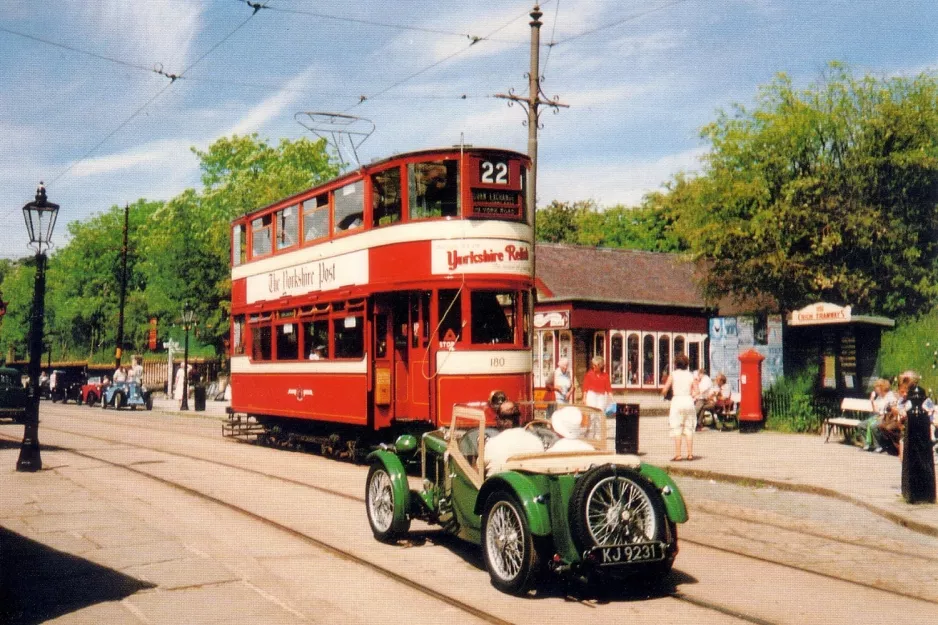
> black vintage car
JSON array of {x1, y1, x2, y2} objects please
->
[
  {"x1": 49, "y1": 369, "x2": 85, "y2": 404},
  {"x1": 0, "y1": 366, "x2": 29, "y2": 422}
]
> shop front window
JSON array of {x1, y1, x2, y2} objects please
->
[
  {"x1": 610, "y1": 333, "x2": 624, "y2": 386},
  {"x1": 659, "y1": 335, "x2": 670, "y2": 385},
  {"x1": 643, "y1": 334, "x2": 655, "y2": 386},
  {"x1": 627, "y1": 333, "x2": 640, "y2": 385}
]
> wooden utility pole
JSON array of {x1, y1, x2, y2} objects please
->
[
  {"x1": 494, "y1": 3, "x2": 569, "y2": 219},
  {"x1": 115, "y1": 203, "x2": 129, "y2": 370}
]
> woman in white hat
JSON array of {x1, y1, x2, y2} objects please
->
[{"x1": 547, "y1": 406, "x2": 594, "y2": 453}]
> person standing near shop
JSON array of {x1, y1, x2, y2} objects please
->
[
  {"x1": 546, "y1": 357, "x2": 575, "y2": 405},
  {"x1": 661, "y1": 354, "x2": 699, "y2": 461},
  {"x1": 581, "y1": 356, "x2": 613, "y2": 412}
]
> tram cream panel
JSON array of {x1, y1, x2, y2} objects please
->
[
  {"x1": 434, "y1": 350, "x2": 532, "y2": 375},
  {"x1": 230, "y1": 355, "x2": 368, "y2": 374},
  {"x1": 232, "y1": 220, "x2": 532, "y2": 283}
]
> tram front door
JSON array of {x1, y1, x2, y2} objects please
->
[{"x1": 374, "y1": 293, "x2": 430, "y2": 424}]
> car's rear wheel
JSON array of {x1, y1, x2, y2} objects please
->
[
  {"x1": 569, "y1": 466, "x2": 671, "y2": 577},
  {"x1": 482, "y1": 491, "x2": 543, "y2": 595},
  {"x1": 113, "y1": 391, "x2": 126, "y2": 409},
  {"x1": 365, "y1": 464, "x2": 410, "y2": 542}
]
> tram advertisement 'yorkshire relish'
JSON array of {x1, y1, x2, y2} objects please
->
[{"x1": 228, "y1": 147, "x2": 533, "y2": 444}]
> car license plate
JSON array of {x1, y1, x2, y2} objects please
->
[{"x1": 591, "y1": 542, "x2": 666, "y2": 566}]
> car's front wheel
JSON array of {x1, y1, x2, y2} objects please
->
[
  {"x1": 85, "y1": 392, "x2": 97, "y2": 407},
  {"x1": 365, "y1": 464, "x2": 410, "y2": 543},
  {"x1": 482, "y1": 491, "x2": 543, "y2": 595}
]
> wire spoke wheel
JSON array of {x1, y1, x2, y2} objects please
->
[
  {"x1": 365, "y1": 464, "x2": 409, "y2": 542},
  {"x1": 483, "y1": 492, "x2": 542, "y2": 595},
  {"x1": 586, "y1": 475, "x2": 656, "y2": 545}
]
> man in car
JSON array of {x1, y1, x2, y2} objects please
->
[
  {"x1": 484, "y1": 401, "x2": 544, "y2": 474},
  {"x1": 458, "y1": 390, "x2": 507, "y2": 459}
]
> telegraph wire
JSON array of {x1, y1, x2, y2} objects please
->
[
  {"x1": 553, "y1": 0, "x2": 691, "y2": 46},
  {"x1": 0, "y1": 25, "x2": 154, "y2": 73},
  {"x1": 542, "y1": 0, "x2": 562, "y2": 75},
  {"x1": 48, "y1": 11, "x2": 259, "y2": 187},
  {"x1": 348, "y1": 2, "x2": 540, "y2": 109}
]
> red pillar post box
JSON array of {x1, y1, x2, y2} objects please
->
[{"x1": 737, "y1": 349, "x2": 765, "y2": 428}]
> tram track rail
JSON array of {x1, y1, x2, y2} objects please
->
[{"x1": 5, "y1": 414, "x2": 936, "y2": 620}]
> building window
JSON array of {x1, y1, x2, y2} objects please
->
[
  {"x1": 372, "y1": 167, "x2": 402, "y2": 227},
  {"x1": 610, "y1": 332, "x2": 624, "y2": 386},
  {"x1": 334, "y1": 181, "x2": 364, "y2": 232},
  {"x1": 689, "y1": 341, "x2": 700, "y2": 372},
  {"x1": 627, "y1": 333, "x2": 640, "y2": 386},
  {"x1": 303, "y1": 194, "x2": 329, "y2": 242},
  {"x1": 276, "y1": 205, "x2": 298, "y2": 250},
  {"x1": 536, "y1": 331, "x2": 555, "y2": 387},
  {"x1": 408, "y1": 160, "x2": 460, "y2": 219},
  {"x1": 643, "y1": 334, "x2": 655, "y2": 386},
  {"x1": 673, "y1": 335, "x2": 686, "y2": 362},
  {"x1": 659, "y1": 335, "x2": 671, "y2": 384}
]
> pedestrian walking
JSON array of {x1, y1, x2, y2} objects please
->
[{"x1": 661, "y1": 354, "x2": 698, "y2": 461}]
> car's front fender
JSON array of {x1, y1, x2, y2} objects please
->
[
  {"x1": 474, "y1": 472, "x2": 552, "y2": 536},
  {"x1": 366, "y1": 450, "x2": 413, "y2": 519},
  {"x1": 639, "y1": 463, "x2": 688, "y2": 523}
]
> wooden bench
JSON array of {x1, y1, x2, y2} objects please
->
[{"x1": 823, "y1": 397, "x2": 875, "y2": 443}]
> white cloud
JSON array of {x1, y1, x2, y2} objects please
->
[
  {"x1": 70, "y1": 138, "x2": 196, "y2": 178},
  {"x1": 225, "y1": 67, "x2": 320, "y2": 137},
  {"x1": 538, "y1": 147, "x2": 706, "y2": 208},
  {"x1": 68, "y1": 0, "x2": 204, "y2": 70}
]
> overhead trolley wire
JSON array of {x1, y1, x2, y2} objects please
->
[
  {"x1": 347, "y1": 2, "x2": 540, "y2": 110},
  {"x1": 552, "y1": 0, "x2": 692, "y2": 46},
  {"x1": 48, "y1": 11, "x2": 259, "y2": 187}
]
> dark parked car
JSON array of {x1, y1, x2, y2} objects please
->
[
  {"x1": 50, "y1": 369, "x2": 85, "y2": 404},
  {"x1": 0, "y1": 366, "x2": 29, "y2": 422}
]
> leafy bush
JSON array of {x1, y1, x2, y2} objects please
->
[{"x1": 763, "y1": 365, "x2": 825, "y2": 433}]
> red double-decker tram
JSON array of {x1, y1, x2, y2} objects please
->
[{"x1": 228, "y1": 147, "x2": 533, "y2": 450}]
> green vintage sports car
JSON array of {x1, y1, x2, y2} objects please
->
[{"x1": 365, "y1": 402, "x2": 687, "y2": 595}]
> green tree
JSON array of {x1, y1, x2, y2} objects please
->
[
  {"x1": 535, "y1": 198, "x2": 685, "y2": 252},
  {"x1": 140, "y1": 134, "x2": 338, "y2": 352},
  {"x1": 0, "y1": 260, "x2": 34, "y2": 362},
  {"x1": 670, "y1": 64, "x2": 938, "y2": 316}
]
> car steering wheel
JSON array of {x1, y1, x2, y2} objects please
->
[{"x1": 524, "y1": 419, "x2": 555, "y2": 432}]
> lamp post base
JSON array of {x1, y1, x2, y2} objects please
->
[{"x1": 16, "y1": 422, "x2": 42, "y2": 472}]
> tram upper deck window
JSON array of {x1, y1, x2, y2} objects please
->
[
  {"x1": 408, "y1": 160, "x2": 459, "y2": 220},
  {"x1": 303, "y1": 194, "x2": 329, "y2": 242},
  {"x1": 276, "y1": 205, "x2": 298, "y2": 250},
  {"x1": 251, "y1": 215, "x2": 272, "y2": 258},
  {"x1": 372, "y1": 167, "x2": 402, "y2": 227},
  {"x1": 471, "y1": 290, "x2": 516, "y2": 345},
  {"x1": 232, "y1": 224, "x2": 246, "y2": 266},
  {"x1": 334, "y1": 181, "x2": 364, "y2": 233}
]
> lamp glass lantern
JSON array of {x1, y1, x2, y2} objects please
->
[{"x1": 23, "y1": 184, "x2": 59, "y2": 251}]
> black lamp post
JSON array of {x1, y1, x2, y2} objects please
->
[
  {"x1": 180, "y1": 301, "x2": 195, "y2": 410},
  {"x1": 17, "y1": 183, "x2": 59, "y2": 473}
]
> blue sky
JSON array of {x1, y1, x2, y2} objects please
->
[{"x1": 0, "y1": 0, "x2": 935, "y2": 259}]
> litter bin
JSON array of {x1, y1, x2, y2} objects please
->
[
  {"x1": 193, "y1": 386, "x2": 206, "y2": 412},
  {"x1": 615, "y1": 403, "x2": 640, "y2": 454}
]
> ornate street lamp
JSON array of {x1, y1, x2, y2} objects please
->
[
  {"x1": 17, "y1": 183, "x2": 59, "y2": 472},
  {"x1": 180, "y1": 301, "x2": 195, "y2": 410}
]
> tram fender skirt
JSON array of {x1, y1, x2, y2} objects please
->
[
  {"x1": 365, "y1": 450, "x2": 413, "y2": 517},
  {"x1": 474, "y1": 472, "x2": 551, "y2": 537},
  {"x1": 638, "y1": 463, "x2": 688, "y2": 524}
]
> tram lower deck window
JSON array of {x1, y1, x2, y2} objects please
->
[
  {"x1": 333, "y1": 316, "x2": 363, "y2": 358},
  {"x1": 471, "y1": 291, "x2": 516, "y2": 344}
]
